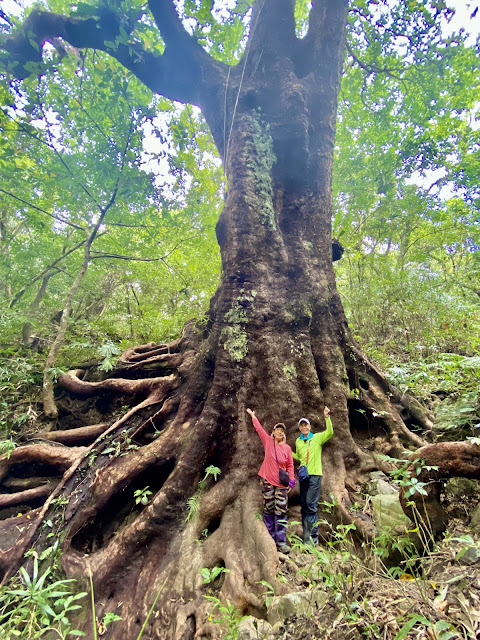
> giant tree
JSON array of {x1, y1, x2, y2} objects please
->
[{"x1": 1, "y1": 1, "x2": 480, "y2": 639}]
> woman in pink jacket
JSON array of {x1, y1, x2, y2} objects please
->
[{"x1": 246, "y1": 408, "x2": 295, "y2": 553}]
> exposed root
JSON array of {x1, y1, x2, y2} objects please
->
[
  {"x1": 349, "y1": 344, "x2": 429, "y2": 448},
  {"x1": 0, "y1": 482, "x2": 58, "y2": 509},
  {"x1": 118, "y1": 352, "x2": 184, "y2": 372},
  {"x1": 0, "y1": 347, "x2": 184, "y2": 584},
  {"x1": 0, "y1": 317, "x2": 439, "y2": 639},
  {"x1": 0, "y1": 443, "x2": 87, "y2": 482},
  {"x1": 59, "y1": 369, "x2": 178, "y2": 398},
  {"x1": 119, "y1": 340, "x2": 181, "y2": 363},
  {"x1": 159, "y1": 482, "x2": 279, "y2": 640},
  {"x1": 1, "y1": 476, "x2": 60, "y2": 491},
  {"x1": 0, "y1": 509, "x2": 42, "y2": 576},
  {"x1": 37, "y1": 423, "x2": 109, "y2": 444},
  {"x1": 400, "y1": 440, "x2": 480, "y2": 537}
]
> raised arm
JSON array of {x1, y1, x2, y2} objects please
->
[
  {"x1": 317, "y1": 406, "x2": 334, "y2": 445},
  {"x1": 246, "y1": 408, "x2": 270, "y2": 447}
]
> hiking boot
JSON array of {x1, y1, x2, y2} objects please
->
[{"x1": 277, "y1": 543, "x2": 291, "y2": 554}]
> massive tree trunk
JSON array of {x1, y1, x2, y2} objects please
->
[{"x1": 2, "y1": 1, "x2": 472, "y2": 639}]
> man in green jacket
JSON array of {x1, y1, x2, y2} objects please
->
[{"x1": 293, "y1": 406, "x2": 333, "y2": 544}]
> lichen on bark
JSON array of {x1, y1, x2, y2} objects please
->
[{"x1": 244, "y1": 109, "x2": 277, "y2": 229}]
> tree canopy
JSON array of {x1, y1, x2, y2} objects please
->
[{"x1": 0, "y1": 1, "x2": 479, "y2": 639}]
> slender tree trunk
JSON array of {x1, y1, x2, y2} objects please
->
[
  {"x1": 0, "y1": 207, "x2": 12, "y2": 299},
  {"x1": 22, "y1": 273, "x2": 53, "y2": 348},
  {"x1": 42, "y1": 232, "x2": 92, "y2": 418}
]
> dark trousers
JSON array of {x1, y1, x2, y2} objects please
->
[
  {"x1": 299, "y1": 474, "x2": 322, "y2": 544},
  {"x1": 260, "y1": 478, "x2": 289, "y2": 545}
]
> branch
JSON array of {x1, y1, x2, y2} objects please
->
[
  {"x1": 90, "y1": 252, "x2": 170, "y2": 262},
  {"x1": 244, "y1": 0, "x2": 296, "y2": 56},
  {"x1": 0, "y1": 187, "x2": 86, "y2": 231},
  {"x1": 105, "y1": 222, "x2": 155, "y2": 229},
  {"x1": 345, "y1": 41, "x2": 405, "y2": 83},
  {"x1": 148, "y1": 0, "x2": 198, "y2": 48},
  {"x1": 400, "y1": 441, "x2": 480, "y2": 537},
  {"x1": 8, "y1": 237, "x2": 95, "y2": 309},
  {"x1": 35, "y1": 95, "x2": 103, "y2": 210},
  {"x1": 1, "y1": 7, "x2": 225, "y2": 106},
  {"x1": 304, "y1": 0, "x2": 348, "y2": 51},
  {"x1": 90, "y1": 234, "x2": 200, "y2": 263},
  {"x1": 297, "y1": 0, "x2": 349, "y2": 79}
]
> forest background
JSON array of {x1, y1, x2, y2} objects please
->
[
  {"x1": 0, "y1": 0, "x2": 480, "y2": 639},
  {"x1": 1, "y1": 0, "x2": 479, "y2": 446}
]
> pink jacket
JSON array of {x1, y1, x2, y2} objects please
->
[{"x1": 252, "y1": 416, "x2": 294, "y2": 488}]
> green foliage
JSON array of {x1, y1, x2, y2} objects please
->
[
  {"x1": 186, "y1": 494, "x2": 201, "y2": 522},
  {"x1": 98, "y1": 341, "x2": 121, "y2": 373},
  {"x1": 133, "y1": 486, "x2": 152, "y2": 506},
  {"x1": 380, "y1": 455, "x2": 438, "y2": 498},
  {"x1": 334, "y1": 1, "x2": 480, "y2": 367},
  {"x1": 256, "y1": 580, "x2": 275, "y2": 607},
  {"x1": 102, "y1": 612, "x2": 122, "y2": 625},
  {"x1": 0, "y1": 354, "x2": 43, "y2": 440},
  {"x1": 46, "y1": 367, "x2": 67, "y2": 383},
  {"x1": 0, "y1": 556, "x2": 87, "y2": 639},
  {"x1": 186, "y1": 465, "x2": 222, "y2": 521},
  {"x1": 199, "y1": 566, "x2": 230, "y2": 585},
  {"x1": 0, "y1": 439, "x2": 17, "y2": 459},
  {"x1": 372, "y1": 525, "x2": 420, "y2": 578},
  {"x1": 282, "y1": 362, "x2": 297, "y2": 381},
  {"x1": 97, "y1": 611, "x2": 122, "y2": 635},
  {"x1": 0, "y1": 40, "x2": 221, "y2": 419},
  {"x1": 202, "y1": 465, "x2": 222, "y2": 483},
  {"x1": 203, "y1": 595, "x2": 246, "y2": 640},
  {"x1": 102, "y1": 430, "x2": 139, "y2": 458},
  {"x1": 0, "y1": 1, "x2": 477, "y2": 445},
  {"x1": 393, "y1": 614, "x2": 435, "y2": 640},
  {"x1": 384, "y1": 353, "x2": 480, "y2": 440},
  {"x1": 290, "y1": 521, "x2": 361, "y2": 621}
]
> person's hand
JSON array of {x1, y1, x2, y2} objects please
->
[
  {"x1": 287, "y1": 487, "x2": 292, "y2": 494},
  {"x1": 246, "y1": 408, "x2": 255, "y2": 418},
  {"x1": 324, "y1": 406, "x2": 331, "y2": 417}
]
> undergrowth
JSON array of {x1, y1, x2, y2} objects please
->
[
  {"x1": 0, "y1": 556, "x2": 86, "y2": 639},
  {"x1": 383, "y1": 352, "x2": 480, "y2": 441}
]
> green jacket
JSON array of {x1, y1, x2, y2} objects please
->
[{"x1": 293, "y1": 416, "x2": 333, "y2": 476}]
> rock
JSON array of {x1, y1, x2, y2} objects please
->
[
  {"x1": 366, "y1": 471, "x2": 398, "y2": 496},
  {"x1": 457, "y1": 546, "x2": 480, "y2": 565},
  {"x1": 469, "y1": 504, "x2": 480, "y2": 534},
  {"x1": 267, "y1": 590, "x2": 329, "y2": 626},
  {"x1": 370, "y1": 493, "x2": 410, "y2": 532},
  {"x1": 445, "y1": 478, "x2": 480, "y2": 498},
  {"x1": 237, "y1": 616, "x2": 274, "y2": 640}
]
